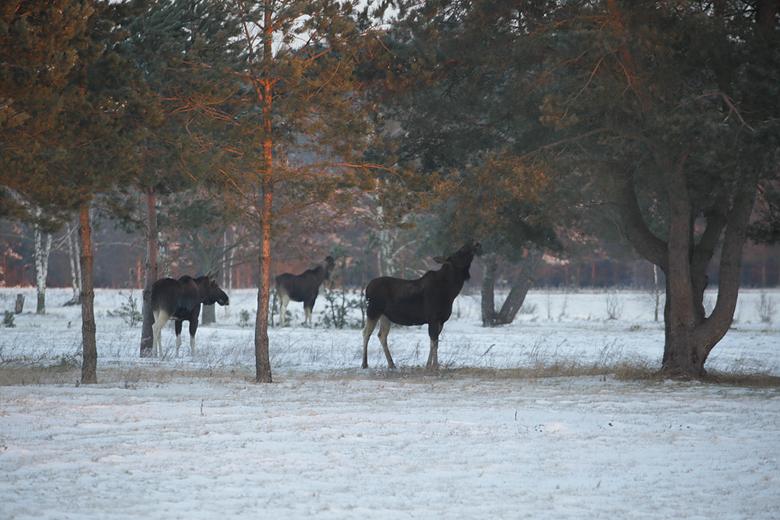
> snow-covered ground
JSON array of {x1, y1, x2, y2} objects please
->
[
  {"x1": 1, "y1": 287, "x2": 779, "y2": 519},
  {"x1": 0, "y1": 287, "x2": 778, "y2": 374}
]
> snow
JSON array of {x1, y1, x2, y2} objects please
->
[{"x1": 1, "y1": 287, "x2": 779, "y2": 519}]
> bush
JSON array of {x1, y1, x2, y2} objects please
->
[
  {"x1": 107, "y1": 293, "x2": 142, "y2": 327},
  {"x1": 605, "y1": 292, "x2": 622, "y2": 320},
  {"x1": 238, "y1": 309, "x2": 252, "y2": 328},
  {"x1": 319, "y1": 288, "x2": 365, "y2": 329}
]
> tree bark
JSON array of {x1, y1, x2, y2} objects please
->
[
  {"x1": 481, "y1": 254, "x2": 497, "y2": 326},
  {"x1": 33, "y1": 214, "x2": 52, "y2": 314},
  {"x1": 79, "y1": 203, "x2": 97, "y2": 384},
  {"x1": 254, "y1": 1, "x2": 274, "y2": 383},
  {"x1": 140, "y1": 187, "x2": 158, "y2": 357}
]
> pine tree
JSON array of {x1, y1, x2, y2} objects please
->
[
  {"x1": 211, "y1": 0, "x2": 377, "y2": 383},
  {"x1": 530, "y1": 0, "x2": 779, "y2": 376}
]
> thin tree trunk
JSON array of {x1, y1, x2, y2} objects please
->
[
  {"x1": 481, "y1": 254, "x2": 497, "y2": 326},
  {"x1": 33, "y1": 218, "x2": 52, "y2": 314},
  {"x1": 66, "y1": 223, "x2": 81, "y2": 304},
  {"x1": 254, "y1": 1, "x2": 274, "y2": 383},
  {"x1": 652, "y1": 263, "x2": 660, "y2": 322},
  {"x1": 79, "y1": 203, "x2": 97, "y2": 384},
  {"x1": 140, "y1": 187, "x2": 158, "y2": 357}
]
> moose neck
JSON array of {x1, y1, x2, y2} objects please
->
[
  {"x1": 315, "y1": 265, "x2": 329, "y2": 284},
  {"x1": 440, "y1": 263, "x2": 469, "y2": 298},
  {"x1": 195, "y1": 281, "x2": 210, "y2": 304}
]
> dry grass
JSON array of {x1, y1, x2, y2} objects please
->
[
  {"x1": 1, "y1": 360, "x2": 778, "y2": 389},
  {"x1": 0, "y1": 363, "x2": 252, "y2": 387}
]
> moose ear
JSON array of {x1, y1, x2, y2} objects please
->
[{"x1": 433, "y1": 256, "x2": 446, "y2": 264}]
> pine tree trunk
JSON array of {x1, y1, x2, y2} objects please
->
[
  {"x1": 79, "y1": 203, "x2": 97, "y2": 384},
  {"x1": 254, "y1": 3, "x2": 274, "y2": 384},
  {"x1": 497, "y1": 277, "x2": 532, "y2": 324},
  {"x1": 481, "y1": 254, "x2": 497, "y2": 326},
  {"x1": 496, "y1": 253, "x2": 540, "y2": 325},
  {"x1": 140, "y1": 187, "x2": 158, "y2": 357},
  {"x1": 255, "y1": 148, "x2": 273, "y2": 383},
  {"x1": 33, "y1": 216, "x2": 52, "y2": 314},
  {"x1": 657, "y1": 166, "x2": 757, "y2": 377}
]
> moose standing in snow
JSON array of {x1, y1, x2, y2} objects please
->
[
  {"x1": 151, "y1": 274, "x2": 229, "y2": 357},
  {"x1": 275, "y1": 255, "x2": 335, "y2": 327},
  {"x1": 362, "y1": 241, "x2": 482, "y2": 370}
]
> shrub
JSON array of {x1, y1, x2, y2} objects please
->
[
  {"x1": 238, "y1": 309, "x2": 252, "y2": 328},
  {"x1": 107, "y1": 293, "x2": 142, "y2": 327},
  {"x1": 605, "y1": 292, "x2": 622, "y2": 320}
]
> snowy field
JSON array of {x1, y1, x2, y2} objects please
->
[{"x1": 1, "y1": 287, "x2": 779, "y2": 519}]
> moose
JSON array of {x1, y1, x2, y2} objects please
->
[
  {"x1": 151, "y1": 274, "x2": 229, "y2": 357},
  {"x1": 362, "y1": 241, "x2": 482, "y2": 370},
  {"x1": 275, "y1": 256, "x2": 335, "y2": 327}
]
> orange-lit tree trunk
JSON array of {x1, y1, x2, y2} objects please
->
[
  {"x1": 140, "y1": 186, "x2": 158, "y2": 357},
  {"x1": 253, "y1": 2, "x2": 274, "y2": 383},
  {"x1": 79, "y1": 202, "x2": 97, "y2": 384}
]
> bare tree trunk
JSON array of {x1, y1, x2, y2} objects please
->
[
  {"x1": 33, "y1": 210, "x2": 52, "y2": 314},
  {"x1": 652, "y1": 263, "x2": 660, "y2": 322},
  {"x1": 202, "y1": 304, "x2": 216, "y2": 324},
  {"x1": 79, "y1": 203, "x2": 97, "y2": 384},
  {"x1": 254, "y1": 1, "x2": 274, "y2": 383},
  {"x1": 66, "y1": 223, "x2": 82, "y2": 304},
  {"x1": 481, "y1": 254, "x2": 497, "y2": 326},
  {"x1": 140, "y1": 187, "x2": 158, "y2": 357}
]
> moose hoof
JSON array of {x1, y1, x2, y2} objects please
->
[{"x1": 361, "y1": 362, "x2": 368, "y2": 369}]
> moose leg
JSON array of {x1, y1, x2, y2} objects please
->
[
  {"x1": 377, "y1": 315, "x2": 396, "y2": 369},
  {"x1": 426, "y1": 321, "x2": 442, "y2": 370},
  {"x1": 303, "y1": 297, "x2": 315, "y2": 326},
  {"x1": 174, "y1": 320, "x2": 183, "y2": 357},
  {"x1": 361, "y1": 317, "x2": 378, "y2": 369},
  {"x1": 279, "y1": 292, "x2": 290, "y2": 327},
  {"x1": 152, "y1": 310, "x2": 169, "y2": 358},
  {"x1": 189, "y1": 318, "x2": 198, "y2": 356}
]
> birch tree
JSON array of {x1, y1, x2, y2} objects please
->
[{"x1": 32, "y1": 212, "x2": 53, "y2": 314}]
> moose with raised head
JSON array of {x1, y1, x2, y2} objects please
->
[
  {"x1": 275, "y1": 256, "x2": 335, "y2": 327},
  {"x1": 362, "y1": 241, "x2": 482, "y2": 370},
  {"x1": 151, "y1": 273, "x2": 229, "y2": 357}
]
